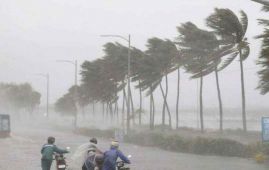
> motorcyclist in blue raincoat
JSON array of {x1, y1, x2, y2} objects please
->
[{"x1": 102, "y1": 140, "x2": 130, "y2": 170}]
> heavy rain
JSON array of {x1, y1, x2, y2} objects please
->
[{"x1": 1, "y1": 0, "x2": 269, "y2": 170}]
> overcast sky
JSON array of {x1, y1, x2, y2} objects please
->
[{"x1": 0, "y1": 0, "x2": 268, "y2": 111}]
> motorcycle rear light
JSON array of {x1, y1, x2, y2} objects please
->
[{"x1": 58, "y1": 165, "x2": 66, "y2": 168}]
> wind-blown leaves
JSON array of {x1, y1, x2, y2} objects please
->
[
  {"x1": 206, "y1": 8, "x2": 245, "y2": 44},
  {"x1": 206, "y1": 8, "x2": 250, "y2": 68},
  {"x1": 253, "y1": 1, "x2": 269, "y2": 94},
  {"x1": 240, "y1": 10, "x2": 248, "y2": 37},
  {"x1": 217, "y1": 52, "x2": 238, "y2": 71},
  {"x1": 135, "y1": 38, "x2": 178, "y2": 95},
  {"x1": 176, "y1": 22, "x2": 221, "y2": 78},
  {"x1": 257, "y1": 69, "x2": 269, "y2": 94},
  {"x1": 251, "y1": 0, "x2": 269, "y2": 11},
  {"x1": 207, "y1": 8, "x2": 249, "y2": 131}
]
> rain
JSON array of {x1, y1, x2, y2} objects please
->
[{"x1": 1, "y1": 0, "x2": 269, "y2": 170}]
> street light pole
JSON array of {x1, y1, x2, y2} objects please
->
[
  {"x1": 74, "y1": 60, "x2": 78, "y2": 128},
  {"x1": 46, "y1": 74, "x2": 49, "y2": 118},
  {"x1": 36, "y1": 73, "x2": 50, "y2": 118},
  {"x1": 56, "y1": 59, "x2": 78, "y2": 128},
  {"x1": 100, "y1": 34, "x2": 131, "y2": 133}
]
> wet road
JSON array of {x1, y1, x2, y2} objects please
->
[{"x1": 0, "y1": 126, "x2": 268, "y2": 170}]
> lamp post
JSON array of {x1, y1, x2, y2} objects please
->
[
  {"x1": 36, "y1": 73, "x2": 50, "y2": 118},
  {"x1": 100, "y1": 34, "x2": 131, "y2": 133},
  {"x1": 56, "y1": 60, "x2": 78, "y2": 128}
]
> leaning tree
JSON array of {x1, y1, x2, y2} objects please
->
[
  {"x1": 176, "y1": 22, "x2": 223, "y2": 132},
  {"x1": 145, "y1": 38, "x2": 178, "y2": 129},
  {"x1": 206, "y1": 8, "x2": 250, "y2": 132}
]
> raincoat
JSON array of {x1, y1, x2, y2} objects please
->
[
  {"x1": 41, "y1": 144, "x2": 68, "y2": 170},
  {"x1": 102, "y1": 147, "x2": 130, "y2": 170}
]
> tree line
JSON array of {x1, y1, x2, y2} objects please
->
[
  {"x1": 55, "y1": 5, "x2": 269, "y2": 132},
  {"x1": 0, "y1": 83, "x2": 41, "y2": 115}
]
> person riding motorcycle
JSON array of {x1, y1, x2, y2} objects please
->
[
  {"x1": 41, "y1": 136, "x2": 69, "y2": 170},
  {"x1": 102, "y1": 140, "x2": 130, "y2": 170},
  {"x1": 82, "y1": 137, "x2": 103, "y2": 170}
]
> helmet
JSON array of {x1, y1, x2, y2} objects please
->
[
  {"x1": 111, "y1": 140, "x2": 119, "y2": 148},
  {"x1": 90, "y1": 137, "x2": 97, "y2": 144},
  {"x1": 47, "y1": 136, "x2": 55, "y2": 144}
]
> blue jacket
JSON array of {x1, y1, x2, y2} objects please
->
[{"x1": 102, "y1": 148, "x2": 130, "y2": 170}]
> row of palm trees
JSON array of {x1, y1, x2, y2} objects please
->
[{"x1": 56, "y1": 8, "x2": 254, "y2": 132}]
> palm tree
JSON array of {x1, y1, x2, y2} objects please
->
[
  {"x1": 206, "y1": 8, "x2": 250, "y2": 132},
  {"x1": 81, "y1": 58, "x2": 118, "y2": 122},
  {"x1": 133, "y1": 52, "x2": 160, "y2": 129},
  {"x1": 131, "y1": 47, "x2": 147, "y2": 125},
  {"x1": 145, "y1": 38, "x2": 178, "y2": 129},
  {"x1": 176, "y1": 67, "x2": 180, "y2": 129},
  {"x1": 250, "y1": 0, "x2": 269, "y2": 95},
  {"x1": 177, "y1": 22, "x2": 222, "y2": 132},
  {"x1": 171, "y1": 51, "x2": 184, "y2": 129}
]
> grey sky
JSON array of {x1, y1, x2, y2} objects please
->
[{"x1": 0, "y1": 0, "x2": 268, "y2": 110}]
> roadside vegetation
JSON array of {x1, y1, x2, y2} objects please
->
[{"x1": 75, "y1": 126, "x2": 269, "y2": 158}]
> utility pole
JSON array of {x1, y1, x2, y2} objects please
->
[
  {"x1": 57, "y1": 59, "x2": 78, "y2": 128},
  {"x1": 36, "y1": 73, "x2": 50, "y2": 118}
]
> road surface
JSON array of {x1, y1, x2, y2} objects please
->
[{"x1": 0, "y1": 124, "x2": 268, "y2": 170}]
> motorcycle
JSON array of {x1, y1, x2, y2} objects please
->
[
  {"x1": 55, "y1": 153, "x2": 67, "y2": 170},
  {"x1": 54, "y1": 147, "x2": 70, "y2": 170},
  {"x1": 116, "y1": 155, "x2": 131, "y2": 170}
]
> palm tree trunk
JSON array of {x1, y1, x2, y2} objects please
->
[
  {"x1": 92, "y1": 102, "x2": 95, "y2": 116},
  {"x1": 109, "y1": 102, "x2": 113, "y2": 123},
  {"x1": 149, "y1": 88, "x2": 153, "y2": 130},
  {"x1": 129, "y1": 88, "x2": 135, "y2": 125},
  {"x1": 161, "y1": 79, "x2": 166, "y2": 126},
  {"x1": 165, "y1": 74, "x2": 172, "y2": 128},
  {"x1": 106, "y1": 102, "x2": 108, "y2": 121},
  {"x1": 162, "y1": 85, "x2": 166, "y2": 126},
  {"x1": 114, "y1": 102, "x2": 117, "y2": 117},
  {"x1": 152, "y1": 92, "x2": 155, "y2": 129},
  {"x1": 122, "y1": 88, "x2": 126, "y2": 126},
  {"x1": 214, "y1": 68, "x2": 223, "y2": 132},
  {"x1": 160, "y1": 83, "x2": 172, "y2": 129},
  {"x1": 176, "y1": 68, "x2": 180, "y2": 129},
  {"x1": 200, "y1": 75, "x2": 204, "y2": 132},
  {"x1": 139, "y1": 80, "x2": 142, "y2": 125},
  {"x1": 81, "y1": 106, "x2": 85, "y2": 118},
  {"x1": 149, "y1": 85, "x2": 155, "y2": 130},
  {"x1": 102, "y1": 102, "x2": 105, "y2": 121},
  {"x1": 239, "y1": 50, "x2": 247, "y2": 132},
  {"x1": 114, "y1": 89, "x2": 119, "y2": 124},
  {"x1": 116, "y1": 101, "x2": 119, "y2": 124}
]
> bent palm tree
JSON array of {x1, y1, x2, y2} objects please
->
[
  {"x1": 177, "y1": 22, "x2": 221, "y2": 132},
  {"x1": 145, "y1": 38, "x2": 178, "y2": 129},
  {"x1": 206, "y1": 8, "x2": 250, "y2": 132}
]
